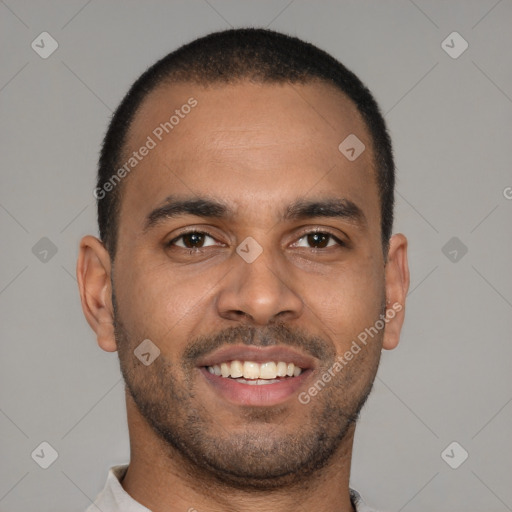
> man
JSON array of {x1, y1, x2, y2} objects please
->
[{"x1": 77, "y1": 28, "x2": 409, "y2": 512}]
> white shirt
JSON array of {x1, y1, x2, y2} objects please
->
[{"x1": 85, "y1": 464, "x2": 383, "y2": 512}]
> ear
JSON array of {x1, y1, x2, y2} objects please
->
[
  {"x1": 382, "y1": 233, "x2": 410, "y2": 350},
  {"x1": 76, "y1": 235, "x2": 117, "y2": 352}
]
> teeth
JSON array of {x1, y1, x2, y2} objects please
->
[
  {"x1": 243, "y1": 361, "x2": 260, "y2": 379},
  {"x1": 259, "y1": 362, "x2": 277, "y2": 379},
  {"x1": 276, "y1": 361, "x2": 287, "y2": 377},
  {"x1": 220, "y1": 362, "x2": 230, "y2": 378},
  {"x1": 230, "y1": 360, "x2": 243, "y2": 378},
  {"x1": 206, "y1": 360, "x2": 303, "y2": 380}
]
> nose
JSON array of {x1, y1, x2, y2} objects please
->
[{"x1": 216, "y1": 241, "x2": 304, "y2": 326}]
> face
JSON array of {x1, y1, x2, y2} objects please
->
[{"x1": 81, "y1": 79, "x2": 408, "y2": 488}]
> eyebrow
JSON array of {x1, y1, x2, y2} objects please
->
[{"x1": 143, "y1": 195, "x2": 367, "y2": 232}]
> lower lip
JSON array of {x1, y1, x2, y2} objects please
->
[{"x1": 199, "y1": 367, "x2": 311, "y2": 406}]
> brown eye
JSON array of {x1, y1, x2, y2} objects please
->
[
  {"x1": 168, "y1": 231, "x2": 217, "y2": 249},
  {"x1": 295, "y1": 232, "x2": 343, "y2": 249},
  {"x1": 307, "y1": 232, "x2": 330, "y2": 248}
]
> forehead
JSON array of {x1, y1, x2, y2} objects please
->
[
  {"x1": 126, "y1": 79, "x2": 370, "y2": 159},
  {"x1": 119, "y1": 80, "x2": 379, "y2": 233}
]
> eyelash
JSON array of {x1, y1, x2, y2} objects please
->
[{"x1": 166, "y1": 229, "x2": 347, "y2": 251}]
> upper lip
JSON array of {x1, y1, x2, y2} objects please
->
[{"x1": 196, "y1": 345, "x2": 317, "y2": 370}]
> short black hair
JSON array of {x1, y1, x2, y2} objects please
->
[{"x1": 97, "y1": 27, "x2": 395, "y2": 259}]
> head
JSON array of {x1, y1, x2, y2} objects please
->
[{"x1": 78, "y1": 28, "x2": 409, "y2": 488}]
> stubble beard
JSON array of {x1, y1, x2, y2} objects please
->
[{"x1": 113, "y1": 295, "x2": 381, "y2": 489}]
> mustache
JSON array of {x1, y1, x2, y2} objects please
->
[{"x1": 182, "y1": 323, "x2": 335, "y2": 367}]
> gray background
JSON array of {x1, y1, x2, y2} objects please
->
[{"x1": 1, "y1": 1, "x2": 511, "y2": 511}]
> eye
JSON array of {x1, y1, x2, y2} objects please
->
[
  {"x1": 166, "y1": 229, "x2": 346, "y2": 252},
  {"x1": 293, "y1": 231, "x2": 345, "y2": 249},
  {"x1": 168, "y1": 231, "x2": 218, "y2": 249}
]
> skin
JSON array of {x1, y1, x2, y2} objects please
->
[{"x1": 77, "y1": 80, "x2": 409, "y2": 512}]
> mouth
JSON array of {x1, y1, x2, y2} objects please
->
[{"x1": 197, "y1": 345, "x2": 315, "y2": 406}]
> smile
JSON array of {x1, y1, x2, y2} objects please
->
[
  {"x1": 197, "y1": 346, "x2": 314, "y2": 406},
  {"x1": 206, "y1": 360, "x2": 303, "y2": 385}
]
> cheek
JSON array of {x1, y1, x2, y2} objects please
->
[
  {"x1": 114, "y1": 259, "x2": 216, "y2": 349},
  {"x1": 304, "y1": 257, "x2": 384, "y2": 333}
]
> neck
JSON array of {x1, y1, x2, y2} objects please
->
[{"x1": 121, "y1": 391, "x2": 356, "y2": 512}]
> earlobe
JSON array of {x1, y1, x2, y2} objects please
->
[
  {"x1": 76, "y1": 236, "x2": 117, "y2": 352},
  {"x1": 382, "y1": 233, "x2": 410, "y2": 350}
]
